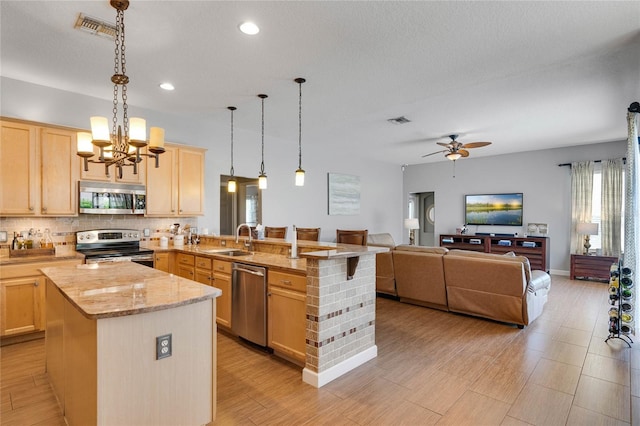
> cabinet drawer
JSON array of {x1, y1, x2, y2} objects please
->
[
  {"x1": 268, "y1": 270, "x2": 306, "y2": 293},
  {"x1": 177, "y1": 253, "x2": 194, "y2": 266},
  {"x1": 195, "y1": 256, "x2": 212, "y2": 270},
  {"x1": 212, "y1": 260, "x2": 231, "y2": 275}
]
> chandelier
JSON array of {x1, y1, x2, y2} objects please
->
[{"x1": 76, "y1": 0, "x2": 164, "y2": 178}]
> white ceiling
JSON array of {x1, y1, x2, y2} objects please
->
[{"x1": 1, "y1": 1, "x2": 639, "y2": 166}]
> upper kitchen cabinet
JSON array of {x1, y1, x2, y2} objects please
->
[
  {"x1": 79, "y1": 142, "x2": 145, "y2": 184},
  {"x1": 0, "y1": 120, "x2": 37, "y2": 215},
  {"x1": 146, "y1": 143, "x2": 205, "y2": 217},
  {"x1": 40, "y1": 127, "x2": 79, "y2": 216},
  {"x1": 0, "y1": 120, "x2": 78, "y2": 216}
]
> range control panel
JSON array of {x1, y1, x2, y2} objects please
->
[{"x1": 76, "y1": 229, "x2": 140, "y2": 244}]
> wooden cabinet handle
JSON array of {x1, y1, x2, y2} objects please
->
[{"x1": 281, "y1": 280, "x2": 292, "y2": 286}]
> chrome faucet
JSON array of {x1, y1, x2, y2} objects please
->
[{"x1": 236, "y1": 223, "x2": 253, "y2": 250}]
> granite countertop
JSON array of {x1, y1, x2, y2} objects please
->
[
  {"x1": 41, "y1": 262, "x2": 221, "y2": 320},
  {"x1": 0, "y1": 250, "x2": 85, "y2": 266},
  {"x1": 144, "y1": 242, "x2": 308, "y2": 274}
]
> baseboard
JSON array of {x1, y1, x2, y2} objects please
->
[
  {"x1": 302, "y1": 345, "x2": 377, "y2": 388},
  {"x1": 550, "y1": 269, "x2": 569, "y2": 276}
]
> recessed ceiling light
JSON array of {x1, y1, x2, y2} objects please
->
[
  {"x1": 239, "y1": 21, "x2": 260, "y2": 35},
  {"x1": 159, "y1": 82, "x2": 175, "y2": 91}
]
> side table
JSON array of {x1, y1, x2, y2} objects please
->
[{"x1": 570, "y1": 254, "x2": 618, "y2": 282}]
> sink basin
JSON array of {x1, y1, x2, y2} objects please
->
[
  {"x1": 196, "y1": 248, "x2": 252, "y2": 257},
  {"x1": 221, "y1": 251, "x2": 253, "y2": 257}
]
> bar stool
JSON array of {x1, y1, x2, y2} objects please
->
[
  {"x1": 264, "y1": 226, "x2": 287, "y2": 239},
  {"x1": 296, "y1": 227, "x2": 320, "y2": 241},
  {"x1": 336, "y1": 229, "x2": 368, "y2": 246}
]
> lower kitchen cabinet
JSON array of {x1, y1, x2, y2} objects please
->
[
  {"x1": 212, "y1": 260, "x2": 232, "y2": 329},
  {"x1": 175, "y1": 253, "x2": 195, "y2": 280},
  {"x1": 0, "y1": 258, "x2": 82, "y2": 337},
  {"x1": 154, "y1": 252, "x2": 170, "y2": 272},
  {"x1": 268, "y1": 270, "x2": 307, "y2": 364},
  {"x1": 1, "y1": 275, "x2": 45, "y2": 336},
  {"x1": 195, "y1": 256, "x2": 213, "y2": 286}
]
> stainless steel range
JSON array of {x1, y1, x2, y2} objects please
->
[{"x1": 76, "y1": 229, "x2": 154, "y2": 267}]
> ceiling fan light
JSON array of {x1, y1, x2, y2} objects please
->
[{"x1": 447, "y1": 152, "x2": 462, "y2": 161}]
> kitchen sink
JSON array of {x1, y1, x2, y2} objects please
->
[
  {"x1": 196, "y1": 248, "x2": 252, "y2": 257},
  {"x1": 221, "y1": 250, "x2": 253, "y2": 257}
]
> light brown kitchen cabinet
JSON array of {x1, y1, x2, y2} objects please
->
[
  {"x1": 154, "y1": 252, "x2": 170, "y2": 272},
  {"x1": 212, "y1": 260, "x2": 232, "y2": 329},
  {"x1": 0, "y1": 275, "x2": 45, "y2": 336},
  {"x1": 79, "y1": 140, "x2": 145, "y2": 184},
  {"x1": 267, "y1": 270, "x2": 307, "y2": 364},
  {"x1": 0, "y1": 120, "x2": 37, "y2": 215},
  {"x1": 40, "y1": 127, "x2": 79, "y2": 215},
  {"x1": 194, "y1": 256, "x2": 213, "y2": 286},
  {"x1": 175, "y1": 253, "x2": 195, "y2": 280},
  {"x1": 145, "y1": 143, "x2": 205, "y2": 217},
  {"x1": 0, "y1": 258, "x2": 82, "y2": 337},
  {"x1": 0, "y1": 120, "x2": 78, "y2": 216}
]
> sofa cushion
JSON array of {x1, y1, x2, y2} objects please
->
[
  {"x1": 367, "y1": 233, "x2": 396, "y2": 248},
  {"x1": 395, "y1": 245, "x2": 449, "y2": 254},
  {"x1": 446, "y1": 249, "x2": 531, "y2": 283}
]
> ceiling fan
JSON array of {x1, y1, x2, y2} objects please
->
[{"x1": 422, "y1": 134, "x2": 492, "y2": 160}]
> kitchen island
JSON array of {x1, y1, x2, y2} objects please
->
[{"x1": 41, "y1": 261, "x2": 220, "y2": 426}]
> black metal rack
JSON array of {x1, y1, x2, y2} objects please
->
[{"x1": 606, "y1": 261, "x2": 634, "y2": 347}]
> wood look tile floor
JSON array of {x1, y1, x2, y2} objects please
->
[{"x1": 1, "y1": 275, "x2": 638, "y2": 425}]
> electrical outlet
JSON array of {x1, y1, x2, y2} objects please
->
[
  {"x1": 156, "y1": 334, "x2": 172, "y2": 360},
  {"x1": 221, "y1": 240, "x2": 226, "y2": 246}
]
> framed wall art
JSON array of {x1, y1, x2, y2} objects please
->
[{"x1": 328, "y1": 173, "x2": 360, "y2": 215}]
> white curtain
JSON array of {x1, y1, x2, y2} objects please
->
[
  {"x1": 601, "y1": 158, "x2": 624, "y2": 257},
  {"x1": 625, "y1": 110, "x2": 639, "y2": 276},
  {"x1": 571, "y1": 161, "x2": 594, "y2": 254}
]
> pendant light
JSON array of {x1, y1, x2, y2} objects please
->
[
  {"x1": 294, "y1": 78, "x2": 306, "y2": 186},
  {"x1": 227, "y1": 106, "x2": 237, "y2": 193},
  {"x1": 258, "y1": 94, "x2": 268, "y2": 189}
]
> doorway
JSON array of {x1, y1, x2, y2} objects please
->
[
  {"x1": 220, "y1": 175, "x2": 262, "y2": 236},
  {"x1": 409, "y1": 192, "x2": 435, "y2": 246}
]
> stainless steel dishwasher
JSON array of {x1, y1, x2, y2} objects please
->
[{"x1": 231, "y1": 263, "x2": 267, "y2": 346}]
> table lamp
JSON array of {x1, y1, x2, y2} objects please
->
[
  {"x1": 404, "y1": 218, "x2": 420, "y2": 245},
  {"x1": 577, "y1": 222, "x2": 598, "y2": 255}
]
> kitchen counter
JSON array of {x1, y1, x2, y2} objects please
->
[
  {"x1": 0, "y1": 249, "x2": 84, "y2": 266},
  {"x1": 41, "y1": 261, "x2": 220, "y2": 319}
]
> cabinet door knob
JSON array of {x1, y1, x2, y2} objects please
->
[
  {"x1": 34, "y1": 281, "x2": 39, "y2": 287},
  {"x1": 42, "y1": 207, "x2": 47, "y2": 212},
  {"x1": 29, "y1": 206, "x2": 34, "y2": 211}
]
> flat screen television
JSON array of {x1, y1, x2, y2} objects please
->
[{"x1": 465, "y1": 193, "x2": 523, "y2": 226}]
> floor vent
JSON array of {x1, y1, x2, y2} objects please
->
[{"x1": 74, "y1": 13, "x2": 116, "y2": 40}]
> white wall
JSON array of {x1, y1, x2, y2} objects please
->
[
  {"x1": 1, "y1": 77, "x2": 404, "y2": 243},
  {"x1": 403, "y1": 140, "x2": 627, "y2": 273}
]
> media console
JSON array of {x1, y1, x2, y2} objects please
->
[{"x1": 439, "y1": 234, "x2": 550, "y2": 272}]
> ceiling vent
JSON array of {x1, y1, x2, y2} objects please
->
[
  {"x1": 387, "y1": 116, "x2": 411, "y2": 125},
  {"x1": 74, "y1": 13, "x2": 116, "y2": 40}
]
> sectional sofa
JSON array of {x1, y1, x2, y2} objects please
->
[{"x1": 368, "y1": 234, "x2": 551, "y2": 327}]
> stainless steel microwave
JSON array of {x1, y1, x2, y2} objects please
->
[{"x1": 78, "y1": 181, "x2": 146, "y2": 214}]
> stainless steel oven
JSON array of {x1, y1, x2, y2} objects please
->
[{"x1": 76, "y1": 229, "x2": 154, "y2": 268}]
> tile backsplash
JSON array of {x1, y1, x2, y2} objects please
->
[{"x1": 0, "y1": 215, "x2": 198, "y2": 249}]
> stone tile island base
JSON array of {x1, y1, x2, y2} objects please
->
[{"x1": 302, "y1": 252, "x2": 378, "y2": 387}]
